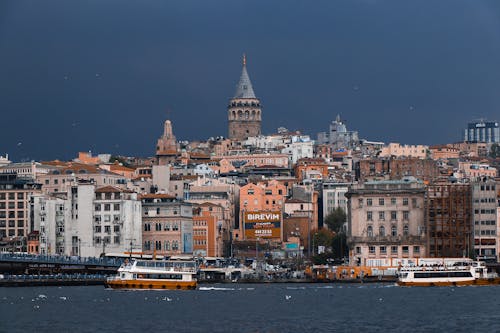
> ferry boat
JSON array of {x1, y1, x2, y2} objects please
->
[
  {"x1": 106, "y1": 259, "x2": 197, "y2": 290},
  {"x1": 397, "y1": 260, "x2": 500, "y2": 287}
]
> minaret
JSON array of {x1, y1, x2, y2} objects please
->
[{"x1": 228, "y1": 54, "x2": 262, "y2": 140}]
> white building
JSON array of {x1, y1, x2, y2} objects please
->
[
  {"x1": 322, "y1": 182, "x2": 350, "y2": 218},
  {"x1": 33, "y1": 183, "x2": 142, "y2": 257}
]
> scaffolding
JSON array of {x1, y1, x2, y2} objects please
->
[{"x1": 426, "y1": 184, "x2": 472, "y2": 258}]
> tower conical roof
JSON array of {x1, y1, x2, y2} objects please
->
[{"x1": 234, "y1": 54, "x2": 256, "y2": 99}]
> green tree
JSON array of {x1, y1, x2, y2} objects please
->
[
  {"x1": 324, "y1": 207, "x2": 346, "y2": 233},
  {"x1": 490, "y1": 143, "x2": 500, "y2": 158}
]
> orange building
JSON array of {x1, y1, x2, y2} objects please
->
[
  {"x1": 27, "y1": 231, "x2": 40, "y2": 254},
  {"x1": 193, "y1": 205, "x2": 223, "y2": 257},
  {"x1": 294, "y1": 158, "x2": 329, "y2": 181},
  {"x1": 236, "y1": 180, "x2": 286, "y2": 242}
]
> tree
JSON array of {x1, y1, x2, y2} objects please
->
[
  {"x1": 490, "y1": 143, "x2": 500, "y2": 158},
  {"x1": 324, "y1": 207, "x2": 346, "y2": 233}
]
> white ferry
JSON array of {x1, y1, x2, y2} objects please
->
[
  {"x1": 106, "y1": 259, "x2": 197, "y2": 290},
  {"x1": 397, "y1": 260, "x2": 500, "y2": 287}
]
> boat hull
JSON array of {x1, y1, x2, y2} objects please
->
[
  {"x1": 106, "y1": 279, "x2": 197, "y2": 290},
  {"x1": 398, "y1": 278, "x2": 500, "y2": 287}
]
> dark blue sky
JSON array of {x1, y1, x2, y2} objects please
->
[{"x1": 1, "y1": 0, "x2": 500, "y2": 161}]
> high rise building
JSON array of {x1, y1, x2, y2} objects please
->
[
  {"x1": 464, "y1": 120, "x2": 499, "y2": 143},
  {"x1": 228, "y1": 55, "x2": 262, "y2": 140}
]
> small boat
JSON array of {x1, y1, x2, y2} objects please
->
[
  {"x1": 106, "y1": 259, "x2": 197, "y2": 290},
  {"x1": 397, "y1": 260, "x2": 500, "y2": 287}
]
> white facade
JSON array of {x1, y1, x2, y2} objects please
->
[
  {"x1": 322, "y1": 182, "x2": 350, "y2": 218},
  {"x1": 281, "y1": 140, "x2": 314, "y2": 164},
  {"x1": 33, "y1": 184, "x2": 142, "y2": 257}
]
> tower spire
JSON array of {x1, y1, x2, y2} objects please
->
[{"x1": 234, "y1": 54, "x2": 256, "y2": 99}]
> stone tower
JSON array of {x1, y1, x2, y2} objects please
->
[
  {"x1": 228, "y1": 55, "x2": 262, "y2": 140},
  {"x1": 156, "y1": 119, "x2": 179, "y2": 165}
]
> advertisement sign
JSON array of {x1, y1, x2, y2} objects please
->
[{"x1": 244, "y1": 211, "x2": 282, "y2": 239}]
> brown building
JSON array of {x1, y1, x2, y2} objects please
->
[
  {"x1": 228, "y1": 55, "x2": 262, "y2": 141},
  {"x1": 426, "y1": 183, "x2": 473, "y2": 258},
  {"x1": 356, "y1": 158, "x2": 439, "y2": 183},
  {"x1": 140, "y1": 194, "x2": 193, "y2": 256}
]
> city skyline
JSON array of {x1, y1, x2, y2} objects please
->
[{"x1": 1, "y1": 0, "x2": 500, "y2": 161}]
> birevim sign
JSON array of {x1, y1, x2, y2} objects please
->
[{"x1": 244, "y1": 211, "x2": 281, "y2": 239}]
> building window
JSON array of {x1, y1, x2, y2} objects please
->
[
  {"x1": 95, "y1": 204, "x2": 101, "y2": 211},
  {"x1": 412, "y1": 198, "x2": 417, "y2": 207},
  {"x1": 379, "y1": 198, "x2": 384, "y2": 206},
  {"x1": 164, "y1": 223, "x2": 171, "y2": 231},
  {"x1": 414, "y1": 246, "x2": 420, "y2": 254},
  {"x1": 165, "y1": 241, "x2": 170, "y2": 251},
  {"x1": 104, "y1": 225, "x2": 111, "y2": 233},
  {"x1": 403, "y1": 211, "x2": 409, "y2": 221},
  {"x1": 358, "y1": 198, "x2": 363, "y2": 206},
  {"x1": 94, "y1": 226, "x2": 101, "y2": 233},
  {"x1": 379, "y1": 226, "x2": 385, "y2": 237},
  {"x1": 114, "y1": 236, "x2": 120, "y2": 244},
  {"x1": 402, "y1": 246, "x2": 409, "y2": 254},
  {"x1": 155, "y1": 241, "x2": 162, "y2": 250},
  {"x1": 356, "y1": 246, "x2": 361, "y2": 254},
  {"x1": 367, "y1": 211, "x2": 373, "y2": 221},
  {"x1": 172, "y1": 223, "x2": 179, "y2": 231},
  {"x1": 144, "y1": 223, "x2": 151, "y2": 232},
  {"x1": 114, "y1": 225, "x2": 120, "y2": 232},
  {"x1": 391, "y1": 246, "x2": 398, "y2": 254},
  {"x1": 391, "y1": 198, "x2": 396, "y2": 205},
  {"x1": 391, "y1": 225, "x2": 397, "y2": 237},
  {"x1": 380, "y1": 246, "x2": 387, "y2": 254},
  {"x1": 403, "y1": 225, "x2": 409, "y2": 236},
  {"x1": 114, "y1": 204, "x2": 120, "y2": 211},
  {"x1": 403, "y1": 198, "x2": 409, "y2": 206},
  {"x1": 391, "y1": 211, "x2": 397, "y2": 221},
  {"x1": 369, "y1": 246, "x2": 375, "y2": 254},
  {"x1": 367, "y1": 199, "x2": 372, "y2": 206},
  {"x1": 367, "y1": 226, "x2": 373, "y2": 237},
  {"x1": 104, "y1": 204, "x2": 111, "y2": 211},
  {"x1": 378, "y1": 211, "x2": 385, "y2": 221}
]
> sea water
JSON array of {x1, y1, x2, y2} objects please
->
[{"x1": 1, "y1": 283, "x2": 500, "y2": 332}]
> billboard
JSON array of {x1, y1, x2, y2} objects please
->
[{"x1": 244, "y1": 211, "x2": 282, "y2": 239}]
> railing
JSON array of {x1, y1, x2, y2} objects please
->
[{"x1": 0, "y1": 252, "x2": 122, "y2": 267}]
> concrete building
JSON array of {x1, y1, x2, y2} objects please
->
[
  {"x1": 346, "y1": 178, "x2": 426, "y2": 266},
  {"x1": 464, "y1": 120, "x2": 500, "y2": 143},
  {"x1": 228, "y1": 55, "x2": 262, "y2": 141},
  {"x1": 141, "y1": 194, "x2": 193, "y2": 256},
  {"x1": 0, "y1": 161, "x2": 55, "y2": 180},
  {"x1": 37, "y1": 163, "x2": 128, "y2": 195},
  {"x1": 0, "y1": 174, "x2": 42, "y2": 245},
  {"x1": 32, "y1": 184, "x2": 142, "y2": 257},
  {"x1": 322, "y1": 182, "x2": 350, "y2": 219},
  {"x1": 317, "y1": 115, "x2": 359, "y2": 149},
  {"x1": 471, "y1": 178, "x2": 498, "y2": 260}
]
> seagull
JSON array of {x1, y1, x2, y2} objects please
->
[{"x1": 285, "y1": 295, "x2": 292, "y2": 300}]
